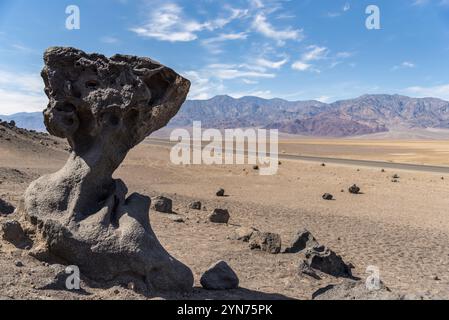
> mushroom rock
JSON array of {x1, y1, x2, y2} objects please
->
[{"x1": 19, "y1": 47, "x2": 193, "y2": 293}]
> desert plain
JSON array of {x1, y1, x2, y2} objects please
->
[{"x1": 1, "y1": 123, "x2": 449, "y2": 300}]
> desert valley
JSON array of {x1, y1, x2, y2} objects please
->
[{"x1": 2, "y1": 113, "x2": 449, "y2": 300}]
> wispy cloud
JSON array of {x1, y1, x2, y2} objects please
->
[
  {"x1": 130, "y1": 3, "x2": 247, "y2": 42},
  {"x1": 404, "y1": 83, "x2": 449, "y2": 100},
  {"x1": 252, "y1": 14, "x2": 303, "y2": 44},
  {"x1": 255, "y1": 57, "x2": 288, "y2": 69},
  {"x1": 0, "y1": 68, "x2": 46, "y2": 115},
  {"x1": 392, "y1": 61, "x2": 416, "y2": 71},
  {"x1": 292, "y1": 45, "x2": 328, "y2": 72}
]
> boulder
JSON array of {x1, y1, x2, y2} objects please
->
[
  {"x1": 152, "y1": 196, "x2": 173, "y2": 213},
  {"x1": 284, "y1": 229, "x2": 319, "y2": 253},
  {"x1": 249, "y1": 232, "x2": 282, "y2": 254},
  {"x1": 228, "y1": 226, "x2": 258, "y2": 242},
  {"x1": 189, "y1": 201, "x2": 202, "y2": 210},
  {"x1": 18, "y1": 47, "x2": 193, "y2": 293},
  {"x1": 209, "y1": 209, "x2": 230, "y2": 224},
  {"x1": 200, "y1": 261, "x2": 239, "y2": 290},
  {"x1": 0, "y1": 198, "x2": 15, "y2": 215},
  {"x1": 304, "y1": 245, "x2": 353, "y2": 278},
  {"x1": 216, "y1": 188, "x2": 225, "y2": 197}
]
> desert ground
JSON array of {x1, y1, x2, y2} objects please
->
[{"x1": 1, "y1": 122, "x2": 449, "y2": 300}]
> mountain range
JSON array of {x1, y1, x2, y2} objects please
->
[{"x1": 2, "y1": 94, "x2": 449, "y2": 137}]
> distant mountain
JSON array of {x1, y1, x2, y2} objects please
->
[
  {"x1": 3, "y1": 94, "x2": 449, "y2": 137},
  {"x1": 0, "y1": 112, "x2": 45, "y2": 132}
]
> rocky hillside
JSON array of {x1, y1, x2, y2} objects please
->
[{"x1": 2, "y1": 94, "x2": 449, "y2": 137}]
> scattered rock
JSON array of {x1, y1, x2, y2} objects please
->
[
  {"x1": 249, "y1": 232, "x2": 282, "y2": 254},
  {"x1": 391, "y1": 179, "x2": 399, "y2": 183},
  {"x1": 14, "y1": 261, "x2": 24, "y2": 267},
  {"x1": 393, "y1": 174, "x2": 400, "y2": 179},
  {"x1": 216, "y1": 188, "x2": 225, "y2": 197},
  {"x1": 381, "y1": 169, "x2": 385, "y2": 172},
  {"x1": 253, "y1": 165, "x2": 259, "y2": 170},
  {"x1": 1, "y1": 220, "x2": 27, "y2": 246},
  {"x1": 298, "y1": 260, "x2": 321, "y2": 280},
  {"x1": 322, "y1": 193, "x2": 333, "y2": 201},
  {"x1": 348, "y1": 184, "x2": 361, "y2": 194},
  {"x1": 284, "y1": 229, "x2": 319, "y2": 254},
  {"x1": 228, "y1": 226, "x2": 258, "y2": 242},
  {"x1": 189, "y1": 201, "x2": 202, "y2": 210},
  {"x1": 152, "y1": 196, "x2": 173, "y2": 213},
  {"x1": 313, "y1": 280, "x2": 396, "y2": 300},
  {"x1": 434, "y1": 276, "x2": 441, "y2": 281},
  {"x1": 170, "y1": 216, "x2": 186, "y2": 223},
  {"x1": 0, "y1": 198, "x2": 15, "y2": 215},
  {"x1": 305, "y1": 245, "x2": 353, "y2": 278},
  {"x1": 321, "y1": 163, "x2": 326, "y2": 167},
  {"x1": 209, "y1": 209, "x2": 230, "y2": 224},
  {"x1": 200, "y1": 261, "x2": 239, "y2": 290}
]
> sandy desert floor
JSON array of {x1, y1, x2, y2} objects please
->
[{"x1": 2, "y1": 125, "x2": 449, "y2": 300}]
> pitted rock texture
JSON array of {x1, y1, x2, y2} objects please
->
[{"x1": 19, "y1": 47, "x2": 193, "y2": 293}]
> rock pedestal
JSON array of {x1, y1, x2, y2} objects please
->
[{"x1": 18, "y1": 47, "x2": 193, "y2": 293}]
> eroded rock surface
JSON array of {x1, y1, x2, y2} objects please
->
[{"x1": 18, "y1": 47, "x2": 193, "y2": 293}]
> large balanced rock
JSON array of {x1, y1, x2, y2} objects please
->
[
  {"x1": 249, "y1": 232, "x2": 282, "y2": 254},
  {"x1": 18, "y1": 47, "x2": 193, "y2": 292},
  {"x1": 200, "y1": 261, "x2": 239, "y2": 290}
]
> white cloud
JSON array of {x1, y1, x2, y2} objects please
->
[
  {"x1": 315, "y1": 95, "x2": 332, "y2": 103},
  {"x1": 252, "y1": 14, "x2": 303, "y2": 43},
  {"x1": 242, "y1": 79, "x2": 259, "y2": 84},
  {"x1": 291, "y1": 45, "x2": 328, "y2": 72},
  {"x1": 0, "y1": 69, "x2": 46, "y2": 115},
  {"x1": 291, "y1": 61, "x2": 311, "y2": 71},
  {"x1": 302, "y1": 45, "x2": 328, "y2": 61},
  {"x1": 130, "y1": 3, "x2": 247, "y2": 42},
  {"x1": 392, "y1": 61, "x2": 416, "y2": 71},
  {"x1": 404, "y1": 83, "x2": 449, "y2": 100},
  {"x1": 255, "y1": 57, "x2": 288, "y2": 69}
]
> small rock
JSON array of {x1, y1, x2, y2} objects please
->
[
  {"x1": 381, "y1": 169, "x2": 385, "y2": 173},
  {"x1": 348, "y1": 184, "x2": 361, "y2": 194},
  {"x1": 322, "y1": 193, "x2": 333, "y2": 201},
  {"x1": 14, "y1": 261, "x2": 24, "y2": 267},
  {"x1": 152, "y1": 196, "x2": 172, "y2": 213},
  {"x1": 0, "y1": 198, "x2": 15, "y2": 215},
  {"x1": 284, "y1": 229, "x2": 319, "y2": 254},
  {"x1": 216, "y1": 188, "x2": 225, "y2": 197},
  {"x1": 434, "y1": 276, "x2": 441, "y2": 281},
  {"x1": 253, "y1": 165, "x2": 259, "y2": 170},
  {"x1": 189, "y1": 201, "x2": 202, "y2": 210},
  {"x1": 1, "y1": 220, "x2": 26, "y2": 245},
  {"x1": 321, "y1": 163, "x2": 326, "y2": 167},
  {"x1": 228, "y1": 227, "x2": 258, "y2": 242},
  {"x1": 393, "y1": 174, "x2": 400, "y2": 179},
  {"x1": 209, "y1": 209, "x2": 230, "y2": 224},
  {"x1": 200, "y1": 261, "x2": 239, "y2": 290},
  {"x1": 249, "y1": 232, "x2": 282, "y2": 254},
  {"x1": 298, "y1": 260, "x2": 321, "y2": 280},
  {"x1": 391, "y1": 179, "x2": 399, "y2": 183},
  {"x1": 171, "y1": 216, "x2": 186, "y2": 223}
]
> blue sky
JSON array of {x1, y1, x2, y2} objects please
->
[{"x1": 0, "y1": 0, "x2": 449, "y2": 114}]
